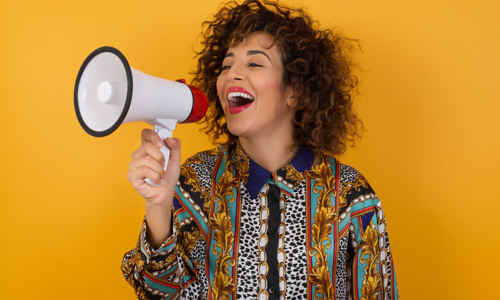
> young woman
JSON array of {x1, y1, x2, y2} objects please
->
[{"x1": 122, "y1": 1, "x2": 399, "y2": 299}]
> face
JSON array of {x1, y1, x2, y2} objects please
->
[{"x1": 216, "y1": 32, "x2": 294, "y2": 141}]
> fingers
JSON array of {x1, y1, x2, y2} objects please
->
[
  {"x1": 130, "y1": 128, "x2": 182, "y2": 187},
  {"x1": 131, "y1": 140, "x2": 165, "y2": 164},
  {"x1": 129, "y1": 154, "x2": 166, "y2": 186},
  {"x1": 129, "y1": 155, "x2": 165, "y2": 177},
  {"x1": 141, "y1": 128, "x2": 163, "y2": 148},
  {"x1": 127, "y1": 165, "x2": 163, "y2": 186}
]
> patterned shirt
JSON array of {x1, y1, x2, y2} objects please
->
[{"x1": 122, "y1": 142, "x2": 399, "y2": 300}]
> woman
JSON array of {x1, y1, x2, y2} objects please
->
[{"x1": 122, "y1": 1, "x2": 399, "y2": 299}]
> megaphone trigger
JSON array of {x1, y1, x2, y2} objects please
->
[{"x1": 145, "y1": 119, "x2": 177, "y2": 187}]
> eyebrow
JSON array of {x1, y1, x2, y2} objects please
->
[{"x1": 224, "y1": 50, "x2": 272, "y2": 63}]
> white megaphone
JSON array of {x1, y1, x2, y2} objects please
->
[{"x1": 74, "y1": 46, "x2": 209, "y2": 186}]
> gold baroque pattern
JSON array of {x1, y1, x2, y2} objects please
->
[
  {"x1": 339, "y1": 173, "x2": 369, "y2": 208},
  {"x1": 285, "y1": 164, "x2": 304, "y2": 184},
  {"x1": 233, "y1": 141, "x2": 249, "y2": 185},
  {"x1": 148, "y1": 248, "x2": 178, "y2": 271},
  {"x1": 359, "y1": 221, "x2": 382, "y2": 300},
  {"x1": 209, "y1": 159, "x2": 239, "y2": 300},
  {"x1": 203, "y1": 147, "x2": 223, "y2": 157},
  {"x1": 121, "y1": 249, "x2": 149, "y2": 300},
  {"x1": 178, "y1": 228, "x2": 201, "y2": 283},
  {"x1": 305, "y1": 155, "x2": 338, "y2": 300}
]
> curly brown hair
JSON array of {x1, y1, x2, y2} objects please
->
[{"x1": 191, "y1": 0, "x2": 362, "y2": 156}]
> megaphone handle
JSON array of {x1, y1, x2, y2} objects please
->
[{"x1": 145, "y1": 126, "x2": 172, "y2": 186}]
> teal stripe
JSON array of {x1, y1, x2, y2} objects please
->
[
  {"x1": 350, "y1": 197, "x2": 380, "y2": 214},
  {"x1": 226, "y1": 165, "x2": 238, "y2": 284},
  {"x1": 208, "y1": 150, "x2": 227, "y2": 289},
  {"x1": 175, "y1": 210, "x2": 192, "y2": 225},
  {"x1": 339, "y1": 215, "x2": 351, "y2": 233},
  {"x1": 309, "y1": 176, "x2": 317, "y2": 298}
]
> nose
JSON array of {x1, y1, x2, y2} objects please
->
[{"x1": 227, "y1": 62, "x2": 244, "y2": 81}]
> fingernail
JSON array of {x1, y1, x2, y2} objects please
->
[
  {"x1": 157, "y1": 140, "x2": 163, "y2": 148},
  {"x1": 162, "y1": 161, "x2": 165, "y2": 167}
]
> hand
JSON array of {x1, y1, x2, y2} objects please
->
[{"x1": 127, "y1": 128, "x2": 181, "y2": 205}]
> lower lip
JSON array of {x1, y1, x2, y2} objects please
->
[{"x1": 229, "y1": 102, "x2": 253, "y2": 114}]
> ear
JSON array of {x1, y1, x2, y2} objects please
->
[{"x1": 285, "y1": 85, "x2": 296, "y2": 107}]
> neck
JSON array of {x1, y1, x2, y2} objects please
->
[{"x1": 239, "y1": 131, "x2": 297, "y2": 173}]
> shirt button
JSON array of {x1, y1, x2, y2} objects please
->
[
  {"x1": 267, "y1": 227, "x2": 275, "y2": 235},
  {"x1": 268, "y1": 286, "x2": 276, "y2": 294}
]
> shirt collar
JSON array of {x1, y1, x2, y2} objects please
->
[{"x1": 232, "y1": 140, "x2": 315, "y2": 199}]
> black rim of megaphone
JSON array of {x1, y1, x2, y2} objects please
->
[{"x1": 74, "y1": 46, "x2": 133, "y2": 137}]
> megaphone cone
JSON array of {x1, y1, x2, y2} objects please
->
[{"x1": 74, "y1": 46, "x2": 209, "y2": 185}]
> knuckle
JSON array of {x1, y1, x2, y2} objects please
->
[
  {"x1": 141, "y1": 128, "x2": 151, "y2": 136},
  {"x1": 144, "y1": 155, "x2": 155, "y2": 165},
  {"x1": 141, "y1": 167, "x2": 149, "y2": 176}
]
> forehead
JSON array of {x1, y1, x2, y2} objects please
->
[{"x1": 227, "y1": 32, "x2": 278, "y2": 53}]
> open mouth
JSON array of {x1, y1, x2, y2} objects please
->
[{"x1": 228, "y1": 92, "x2": 254, "y2": 108}]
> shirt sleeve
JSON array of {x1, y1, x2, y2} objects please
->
[
  {"x1": 343, "y1": 169, "x2": 399, "y2": 300},
  {"x1": 121, "y1": 196, "x2": 201, "y2": 300}
]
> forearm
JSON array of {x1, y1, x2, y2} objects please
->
[{"x1": 145, "y1": 200, "x2": 173, "y2": 249}]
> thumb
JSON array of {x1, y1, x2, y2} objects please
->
[{"x1": 165, "y1": 137, "x2": 181, "y2": 165}]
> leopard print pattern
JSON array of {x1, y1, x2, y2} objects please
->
[
  {"x1": 335, "y1": 236, "x2": 349, "y2": 300},
  {"x1": 236, "y1": 182, "x2": 261, "y2": 298},
  {"x1": 340, "y1": 164, "x2": 360, "y2": 193},
  {"x1": 188, "y1": 151, "x2": 220, "y2": 192},
  {"x1": 180, "y1": 238, "x2": 208, "y2": 300}
]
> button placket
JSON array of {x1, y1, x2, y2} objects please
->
[{"x1": 268, "y1": 286, "x2": 276, "y2": 294}]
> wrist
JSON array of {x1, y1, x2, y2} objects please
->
[{"x1": 145, "y1": 197, "x2": 173, "y2": 211}]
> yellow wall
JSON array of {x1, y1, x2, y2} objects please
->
[{"x1": 1, "y1": 0, "x2": 498, "y2": 298}]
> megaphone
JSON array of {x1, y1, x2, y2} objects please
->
[{"x1": 74, "y1": 46, "x2": 209, "y2": 186}]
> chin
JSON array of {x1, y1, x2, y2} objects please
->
[{"x1": 226, "y1": 121, "x2": 252, "y2": 139}]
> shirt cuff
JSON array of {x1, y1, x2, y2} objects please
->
[{"x1": 139, "y1": 217, "x2": 177, "y2": 262}]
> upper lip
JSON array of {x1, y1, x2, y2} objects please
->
[{"x1": 226, "y1": 87, "x2": 255, "y2": 101}]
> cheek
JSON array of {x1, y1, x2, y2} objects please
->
[
  {"x1": 216, "y1": 77, "x2": 223, "y2": 99},
  {"x1": 216, "y1": 76, "x2": 226, "y2": 110},
  {"x1": 260, "y1": 78, "x2": 287, "y2": 107}
]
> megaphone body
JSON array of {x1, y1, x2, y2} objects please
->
[{"x1": 74, "y1": 46, "x2": 209, "y2": 186}]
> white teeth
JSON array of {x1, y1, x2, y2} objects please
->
[{"x1": 228, "y1": 92, "x2": 254, "y2": 102}]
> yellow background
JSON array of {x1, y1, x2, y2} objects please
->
[{"x1": 1, "y1": 0, "x2": 499, "y2": 298}]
